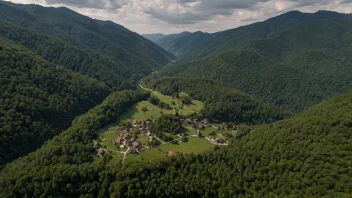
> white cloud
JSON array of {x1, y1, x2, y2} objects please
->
[{"x1": 5, "y1": 0, "x2": 352, "y2": 34}]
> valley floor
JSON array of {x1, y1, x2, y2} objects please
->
[{"x1": 94, "y1": 90, "x2": 235, "y2": 164}]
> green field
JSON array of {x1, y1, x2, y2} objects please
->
[
  {"x1": 98, "y1": 90, "x2": 220, "y2": 164},
  {"x1": 99, "y1": 126, "x2": 128, "y2": 152},
  {"x1": 119, "y1": 91, "x2": 203, "y2": 121},
  {"x1": 124, "y1": 148, "x2": 166, "y2": 163},
  {"x1": 157, "y1": 137, "x2": 214, "y2": 154}
]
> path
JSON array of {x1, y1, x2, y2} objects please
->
[
  {"x1": 122, "y1": 148, "x2": 130, "y2": 164},
  {"x1": 139, "y1": 84, "x2": 153, "y2": 92},
  {"x1": 153, "y1": 135, "x2": 167, "y2": 144},
  {"x1": 105, "y1": 146, "x2": 130, "y2": 164}
]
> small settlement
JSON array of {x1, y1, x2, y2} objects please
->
[
  {"x1": 94, "y1": 117, "x2": 232, "y2": 157},
  {"x1": 112, "y1": 119, "x2": 153, "y2": 153}
]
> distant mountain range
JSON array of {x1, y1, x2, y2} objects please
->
[
  {"x1": 0, "y1": 1, "x2": 175, "y2": 90},
  {"x1": 142, "y1": 33, "x2": 167, "y2": 43},
  {"x1": 144, "y1": 10, "x2": 350, "y2": 61},
  {"x1": 146, "y1": 10, "x2": 352, "y2": 111}
]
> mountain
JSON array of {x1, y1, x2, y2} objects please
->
[
  {"x1": 151, "y1": 15, "x2": 352, "y2": 111},
  {"x1": 0, "y1": 1, "x2": 176, "y2": 90},
  {"x1": 0, "y1": 88, "x2": 351, "y2": 197},
  {"x1": 0, "y1": 38, "x2": 111, "y2": 166},
  {"x1": 143, "y1": 77, "x2": 286, "y2": 124},
  {"x1": 155, "y1": 31, "x2": 212, "y2": 56},
  {"x1": 151, "y1": 10, "x2": 349, "y2": 60},
  {"x1": 142, "y1": 33, "x2": 167, "y2": 43}
]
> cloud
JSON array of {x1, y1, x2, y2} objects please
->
[
  {"x1": 5, "y1": 0, "x2": 352, "y2": 34},
  {"x1": 144, "y1": 0, "x2": 273, "y2": 24},
  {"x1": 44, "y1": 0, "x2": 129, "y2": 9}
]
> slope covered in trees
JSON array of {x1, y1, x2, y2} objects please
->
[
  {"x1": 153, "y1": 31, "x2": 212, "y2": 57},
  {"x1": 147, "y1": 11, "x2": 349, "y2": 60},
  {"x1": 142, "y1": 33, "x2": 167, "y2": 43},
  {"x1": 151, "y1": 16, "x2": 352, "y2": 111},
  {"x1": 0, "y1": 38, "x2": 111, "y2": 166},
  {"x1": 0, "y1": 1, "x2": 175, "y2": 90},
  {"x1": 143, "y1": 77, "x2": 285, "y2": 124},
  {"x1": 0, "y1": 88, "x2": 351, "y2": 197}
]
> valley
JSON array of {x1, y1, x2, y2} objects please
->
[
  {"x1": 93, "y1": 89, "x2": 233, "y2": 164},
  {"x1": 0, "y1": 1, "x2": 351, "y2": 197}
]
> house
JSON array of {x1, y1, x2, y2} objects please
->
[
  {"x1": 198, "y1": 124, "x2": 204, "y2": 129},
  {"x1": 215, "y1": 138, "x2": 226, "y2": 144},
  {"x1": 97, "y1": 148, "x2": 104, "y2": 157},
  {"x1": 168, "y1": 151, "x2": 175, "y2": 157},
  {"x1": 148, "y1": 135, "x2": 154, "y2": 142},
  {"x1": 93, "y1": 140, "x2": 99, "y2": 148},
  {"x1": 129, "y1": 141, "x2": 141, "y2": 153}
]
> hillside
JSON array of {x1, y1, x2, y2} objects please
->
[
  {"x1": 0, "y1": 38, "x2": 111, "y2": 166},
  {"x1": 0, "y1": 88, "x2": 351, "y2": 197},
  {"x1": 151, "y1": 17, "x2": 352, "y2": 111},
  {"x1": 151, "y1": 11, "x2": 349, "y2": 60},
  {"x1": 143, "y1": 77, "x2": 285, "y2": 124},
  {"x1": 142, "y1": 33, "x2": 167, "y2": 43},
  {"x1": 154, "y1": 31, "x2": 212, "y2": 57},
  {"x1": 0, "y1": 1, "x2": 175, "y2": 90}
]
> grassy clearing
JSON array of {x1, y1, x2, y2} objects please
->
[
  {"x1": 98, "y1": 90, "x2": 218, "y2": 164},
  {"x1": 184, "y1": 126, "x2": 198, "y2": 136},
  {"x1": 124, "y1": 148, "x2": 166, "y2": 163},
  {"x1": 201, "y1": 127, "x2": 218, "y2": 137},
  {"x1": 137, "y1": 133, "x2": 150, "y2": 146},
  {"x1": 119, "y1": 91, "x2": 203, "y2": 122},
  {"x1": 100, "y1": 126, "x2": 128, "y2": 152},
  {"x1": 157, "y1": 137, "x2": 214, "y2": 154}
]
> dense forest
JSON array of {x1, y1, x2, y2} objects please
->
[
  {"x1": 0, "y1": 1, "x2": 175, "y2": 166},
  {"x1": 0, "y1": 1, "x2": 175, "y2": 90},
  {"x1": 150, "y1": 115, "x2": 184, "y2": 141},
  {"x1": 143, "y1": 77, "x2": 285, "y2": 124},
  {"x1": 0, "y1": 89, "x2": 350, "y2": 197},
  {"x1": 0, "y1": 2, "x2": 351, "y2": 197},
  {"x1": 151, "y1": 31, "x2": 212, "y2": 57},
  {"x1": 0, "y1": 38, "x2": 111, "y2": 166},
  {"x1": 145, "y1": 10, "x2": 349, "y2": 61},
  {"x1": 150, "y1": 16, "x2": 352, "y2": 111}
]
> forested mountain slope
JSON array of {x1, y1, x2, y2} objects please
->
[
  {"x1": 142, "y1": 33, "x2": 167, "y2": 43},
  {"x1": 0, "y1": 89, "x2": 351, "y2": 197},
  {"x1": 151, "y1": 10, "x2": 349, "y2": 60},
  {"x1": 152, "y1": 17, "x2": 352, "y2": 111},
  {"x1": 143, "y1": 77, "x2": 285, "y2": 124},
  {"x1": 0, "y1": 1, "x2": 175, "y2": 90},
  {"x1": 0, "y1": 38, "x2": 111, "y2": 166},
  {"x1": 154, "y1": 31, "x2": 212, "y2": 57}
]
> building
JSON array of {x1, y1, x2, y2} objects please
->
[
  {"x1": 93, "y1": 140, "x2": 98, "y2": 148},
  {"x1": 168, "y1": 151, "x2": 175, "y2": 157}
]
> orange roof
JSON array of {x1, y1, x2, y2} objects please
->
[{"x1": 168, "y1": 151, "x2": 175, "y2": 157}]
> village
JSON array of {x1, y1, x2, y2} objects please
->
[
  {"x1": 91, "y1": 89, "x2": 237, "y2": 163},
  {"x1": 93, "y1": 117, "x2": 233, "y2": 159}
]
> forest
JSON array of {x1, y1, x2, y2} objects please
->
[
  {"x1": 0, "y1": 1, "x2": 175, "y2": 90},
  {"x1": 143, "y1": 77, "x2": 285, "y2": 124},
  {"x1": 0, "y1": 38, "x2": 111, "y2": 166},
  {"x1": 0, "y1": 1, "x2": 351, "y2": 197},
  {"x1": 150, "y1": 16, "x2": 352, "y2": 111},
  {"x1": 0, "y1": 88, "x2": 350, "y2": 198}
]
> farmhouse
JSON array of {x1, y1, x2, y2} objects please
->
[{"x1": 93, "y1": 140, "x2": 99, "y2": 148}]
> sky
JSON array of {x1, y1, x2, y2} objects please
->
[{"x1": 5, "y1": 0, "x2": 352, "y2": 34}]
